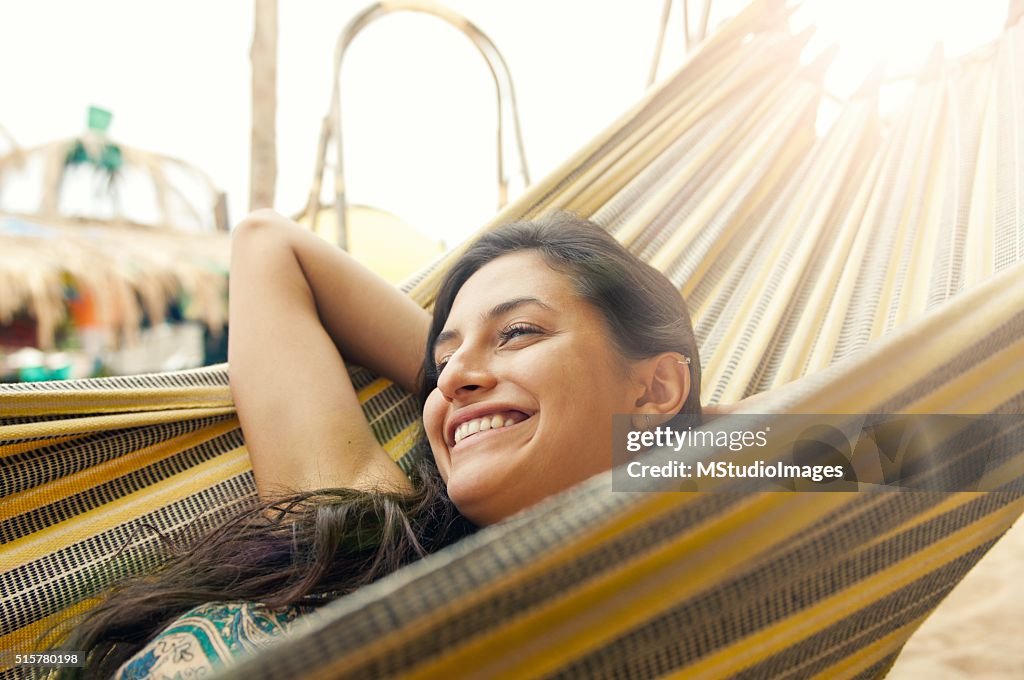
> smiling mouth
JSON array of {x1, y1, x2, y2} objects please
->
[{"x1": 452, "y1": 411, "x2": 530, "y2": 446}]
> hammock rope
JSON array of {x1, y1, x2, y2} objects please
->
[{"x1": 2, "y1": 0, "x2": 1023, "y2": 676}]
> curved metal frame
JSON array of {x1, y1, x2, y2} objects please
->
[{"x1": 305, "y1": 0, "x2": 530, "y2": 249}]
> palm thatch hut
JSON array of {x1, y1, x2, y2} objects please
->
[{"x1": 0, "y1": 120, "x2": 230, "y2": 380}]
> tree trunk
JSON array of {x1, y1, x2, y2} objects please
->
[{"x1": 249, "y1": 0, "x2": 278, "y2": 211}]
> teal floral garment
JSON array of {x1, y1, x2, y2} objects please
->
[{"x1": 113, "y1": 601, "x2": 315, "y2": 679}]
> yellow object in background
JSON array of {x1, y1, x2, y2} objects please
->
[{"x1": 300, "y1": 204, "x2": 446, "y2": 284}]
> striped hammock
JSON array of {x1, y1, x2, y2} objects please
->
[{"x1": 3, "y1": 1, "x2": 1023, "y2": 677}]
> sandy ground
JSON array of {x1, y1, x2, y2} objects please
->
[{"x1": 887, "y1": 517, "x2": 1024, "y2": 679}]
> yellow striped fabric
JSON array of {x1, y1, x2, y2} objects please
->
[{"x1": 2, "y1": 1, "x2": 1023, "y2": 677}]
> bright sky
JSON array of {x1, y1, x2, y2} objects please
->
[{"x1": 0, "y1": 1, "x2": 1012, "y2": 247}]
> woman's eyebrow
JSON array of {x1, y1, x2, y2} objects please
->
[
  {"x1": 433, "y1": 297, "x2": 554, "y2": 351},
  {"x1": 485, "y1": 296, "x2": 554, "y2": 320}
]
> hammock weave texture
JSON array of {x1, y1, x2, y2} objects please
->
[{"x1": 2, "y1": 2, "x2": 1023, "y2": 677}]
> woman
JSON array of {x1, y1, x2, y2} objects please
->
[{"x1": 54, "y1": 210, "x2": 702, "y2": 679}]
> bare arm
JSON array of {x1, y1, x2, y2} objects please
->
[{"x1": 228, "y1": 210, "x2": 429, "y2": 499}]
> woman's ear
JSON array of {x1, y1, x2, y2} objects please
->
[{"x1": 632, "y1": 353, "x2": 691, "y2": 420}]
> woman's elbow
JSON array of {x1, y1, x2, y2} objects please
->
[
  {"x1": 230, "y1": 211, "x2": 300, "y2": 269},
  {"x1": 233, "y1": 209, "x2": 288, "y2": 242}
]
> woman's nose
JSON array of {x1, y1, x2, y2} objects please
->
[{"x1": 436, "y1": 347, "x2": 496, "y2": 400}]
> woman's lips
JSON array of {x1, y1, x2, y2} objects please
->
[{"x1": 450, "y1": 410, "x2": 531, "y2": 448}]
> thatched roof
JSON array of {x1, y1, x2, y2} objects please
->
[
  {"x1": 0, "y1": 131, "x2": 228, "y2": 231},
  {"x1": 0, "y1": 213, "x2": 229, "y2": 350},
  {"x1": 0, "y1": 130, "x2": 230, "y2": 351}
]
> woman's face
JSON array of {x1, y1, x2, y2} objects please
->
[{"x1": 422, "y1": 251, "x2": 643, "y2": 525}]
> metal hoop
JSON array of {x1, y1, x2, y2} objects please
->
[{"x1": 303, "y1": 0, "x2": 530, "y2": 249}]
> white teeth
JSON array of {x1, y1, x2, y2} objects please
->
[{"x1": 452, "y1": 412, "x2": 525, "y2": 445}]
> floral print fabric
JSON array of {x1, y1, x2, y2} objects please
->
[{"x1": 114, "y1": 601, "x2": 314, "y2": 679}]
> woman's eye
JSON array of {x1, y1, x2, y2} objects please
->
[
  {"x1": 499, "y1": 323, "x2": 540, "y2": 343},
  {"x1": 434, "y1": 357, "x2": 450, "y2": 374}
]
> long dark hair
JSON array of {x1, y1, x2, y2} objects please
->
[
  {"x1": 48, "y1": 453, "x2": 474, "y2": 679},
  {"x1": 421, "y1": 212, "x2": 702, "y2": 416}
]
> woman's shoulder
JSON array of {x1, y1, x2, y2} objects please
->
[{"x1": 113, "y1": 600, "x2": 316, "y2": 680}]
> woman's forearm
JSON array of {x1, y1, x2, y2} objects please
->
[{"x1": 234, "y1": 210, "x2": 430, "y2": 394}]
